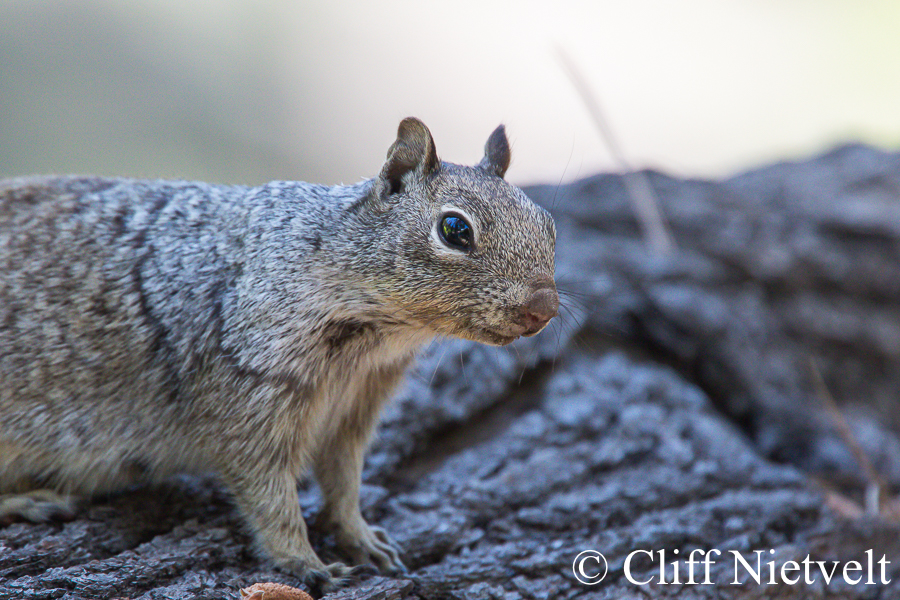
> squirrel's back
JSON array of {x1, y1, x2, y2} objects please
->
[{"x1": 0, "y1": 176, "x2": 368, "y2": 485}]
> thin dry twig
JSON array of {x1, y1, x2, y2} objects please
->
[
  {"x1": 553, "y1": 45, "x2": 675, "y2": 256},
  {"x1": 808, "y1": 356, "x2": 886, "y2": 516}
]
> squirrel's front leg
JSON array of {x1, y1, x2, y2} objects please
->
[
  {"x1": 313, "y1": 433, "x2": 405, "y2": 575},
  {"x1": 313, "y1": 368, "x2": 408, "y2": 574},
  {"x1": 223, "y1": 468, "x2": 358, "y2": 593}
]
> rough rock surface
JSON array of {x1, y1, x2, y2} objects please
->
[{"x1": 2, "y1": 145, "x2": 899, "y2": 599}]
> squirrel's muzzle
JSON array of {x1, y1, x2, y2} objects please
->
[{"x1": 520, "y1": 285, "x2": 559, "y2": 335}]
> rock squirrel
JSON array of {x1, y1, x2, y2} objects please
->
[{"x1": 0, "y1": 118, "x2": 558, "y2": 591}]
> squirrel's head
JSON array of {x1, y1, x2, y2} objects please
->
[{"x1": 360, "y1": 117, "x2": 557, "y2": 346}]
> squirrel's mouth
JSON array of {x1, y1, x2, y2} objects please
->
[
  {"x1": 452, "y1": 317, "x2": 550, "y2": 347},
  {"x1": 476, "y1": 327, "x2": 521, "y2": 347}
]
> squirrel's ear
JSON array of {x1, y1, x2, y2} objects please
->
[
  {"x1": 378, "y1": 117, "x2": 439, "y2": 196},
  {"x1": 477, "y1": 124, "x2": 511, "y2": 179}
]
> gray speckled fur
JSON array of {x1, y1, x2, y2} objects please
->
[{"x1": 0, "y1": 118, "x2": 555, "y2": 590}]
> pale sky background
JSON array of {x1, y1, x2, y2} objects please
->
[{"x1": 2, "y1": 0, "x2": 899, "y2": 187}]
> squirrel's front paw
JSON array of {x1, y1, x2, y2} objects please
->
[
  {"x1": 334, "y1": 522, "x2": 407, "y2": 575},
  {"x1": 275, "y1": 557, "x2": 370, "y2": 595}
]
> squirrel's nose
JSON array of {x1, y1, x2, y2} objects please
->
[{"x1": 521, "y1": 285, "x2": 559, "y2": 334}]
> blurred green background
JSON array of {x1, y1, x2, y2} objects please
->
[{"x1": 2, "y1": 0, "x2": 899, "y2": 187}]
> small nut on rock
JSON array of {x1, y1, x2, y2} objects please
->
[{"x1": 239, "y1": 582, "x2": 313, "y2": 600}]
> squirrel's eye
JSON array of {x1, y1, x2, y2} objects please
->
[{"x1": 439, "y1": 215, "x2": 472, "y2": 250}]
